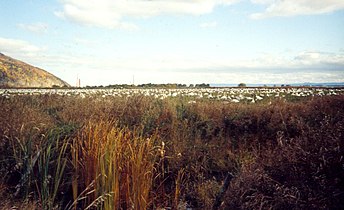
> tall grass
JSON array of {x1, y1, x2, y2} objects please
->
[
  {"x1": 0, "y1": 94, "x2": 343, "y2": 209},
  {"x1": 71, "y1": 120, "x2": 158, "y2": 209},
  {"x1": 36, "y1": 132, "x2": 68, "y2": 210}
]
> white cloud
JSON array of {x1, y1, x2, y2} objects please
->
[
  {"x1": 200, "y1": 21, "x2": 218, "y2": 28},
  {"x1": 42, "y1": 49, "x2": 344, "y2": 85},
  {"x1": 251, "y1": 0, "x2": 344, "y2": 19},
  {"x1": 56, "y1": 0, "x2": 239, "y2": 29},
  {"x1": 35, "y1": 50, "x2": 344, "y2": 75},
  {"x1": 293, "y1": 51, "x2": 344, "y2": 67},
  {"x1": 43, "y1": 50, "x2": 344, "y2": 84},
  {"x1": 17, "y1": 22, "x2": 48, "y2": 34},
  {"x1": 0, "y1": 37, "x2": 43, "y2": 58},
  {"x1": 1, "y1": 37, "x2": 342, "y2": 84}
]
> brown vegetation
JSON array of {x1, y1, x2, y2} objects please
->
[{"x1": 0, "y1": 94, "x2": 343, "y2": 209}]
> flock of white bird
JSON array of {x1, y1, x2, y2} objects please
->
[{"x1": 0, "y1": 88, "x2": 342, "y2": 103}]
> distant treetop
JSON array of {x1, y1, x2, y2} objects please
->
[{"x1": 238, "y1": 83, "x2": 246, "y2": 87}]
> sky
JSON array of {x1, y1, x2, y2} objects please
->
[{"x1": 0, "y1": 0, "x2": 344, "y2": 86}]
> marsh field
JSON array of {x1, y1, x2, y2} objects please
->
[{"x1": 0, "y1": 87, "x2": 343, "y2": 209}]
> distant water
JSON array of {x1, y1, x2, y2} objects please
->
[{"x1": 210, "y1": 82, "x2": 344, "y2": 88}]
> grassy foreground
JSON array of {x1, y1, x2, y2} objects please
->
[{"x1": 0, "y1": 94, "x2": 343, "y2": 209}]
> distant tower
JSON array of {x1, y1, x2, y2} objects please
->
[
  {"x1": 132, "y1": 75, "x2": 135, "y2": 86},
  {"x1": 76, "y1": 75, "x2": 81, "y2": 87}
]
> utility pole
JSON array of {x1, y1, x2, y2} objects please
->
[{"x1": 76, "y1": 74, "x2": 81, "y2": 87}]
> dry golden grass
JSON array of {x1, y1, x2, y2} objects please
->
[
  {"x1": 0, "y1": 94, "x2": 343, "y2": 209},
  {"x1": 70, "y1": 120, "x2": 159, "y2": 209}
]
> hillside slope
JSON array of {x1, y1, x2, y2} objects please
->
[{"x1": 0, "y1": 53, "x2": 70, "y2": 88}]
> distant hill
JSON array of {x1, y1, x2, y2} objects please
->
[{"x1": 0, "y1": 53, "x2": 70, "y2": 88}]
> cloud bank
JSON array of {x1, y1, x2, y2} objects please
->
[
  {"x1": 1, "y1": 36, "x2": 343, "y2": 84},
  {"x1": 55, "y1": 0, "x2": 344, "y2": 29},
  {"x1": 0, "y1": 37, "x2": 43, "y2": 58},
  {"x1": 55, "y1": 0, "x2": 238, "y2": 29},
  {"x1": 251, "y1": 0, "x2": 344, "y2": 19}
]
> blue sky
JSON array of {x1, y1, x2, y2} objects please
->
[{"x1": 0, "y1": 0, "x2": 343, "y2": 86}]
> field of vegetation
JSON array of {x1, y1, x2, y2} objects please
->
[{"x1": 0, "y1": 87, "x2": 343, "y2": 209}]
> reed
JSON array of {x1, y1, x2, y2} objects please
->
[
  {"x1": 36, "y1": 132, "x2": 68, "y2": 210},
  {"x1": 71, "y1": 120, "x2": 158, "y2": 209},
  {"x1": 174, "y1": 168, "x2": 185, "y2": 208}
]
